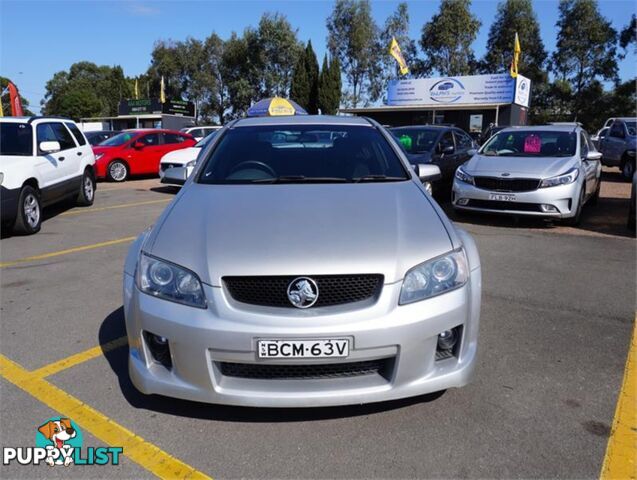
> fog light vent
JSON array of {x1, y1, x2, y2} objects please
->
[
  {"x1": 457, "y1": 198, "x2": 469, "y2": 206},
  {"x1": 435, "y1": 326, "x2": 462, "y2": 361},
  {"x1": 143, "y1": 331, "x2": 172, "y2": 369},
  {"x1": 540, "y1": 204, "x2": 559, "y2": 213}
]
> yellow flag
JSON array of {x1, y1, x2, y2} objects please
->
[
  {"x1": 389, "y1": 37, "x2": 409, "y2": 76},
  {"x1": 510, "y1": 32, "x2": 521, "y2": 78},
  {"x1": 0, "y1": 95, "x2": 3, "y2": 117},
  {"x1": 134, "y1": 79, "x2": 139, "y2": 99},
  {"x1": 160, "y1": 76, "x2": 166, "y2": 103}
]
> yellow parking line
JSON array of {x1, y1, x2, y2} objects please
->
[
  {"x1": 0, "y1": 354, "x2": 212, "y2": 479},
  {"x1": 32, "y1": 336, "x2": 128, "y2": 379},
  {"x1": 60, "y1": 199, "x2": 170, "y2": 217},
  {"x1": 600, "y1": 320, "x2": 637, "y2": 479},
  {"x1": 0, "y1": 236, "x2": 136, "y2": 268}
]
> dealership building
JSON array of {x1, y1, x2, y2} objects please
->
[
  {"x1": 341, "y1": 73, "x2": 531, "y2": 135},
  {"x1": 79, "y1": 98, "x2": 196, "y2": 132}
]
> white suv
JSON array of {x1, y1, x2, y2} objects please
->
[{"x1": 0, "y1": 116, "x2": 96, "y2": 235}]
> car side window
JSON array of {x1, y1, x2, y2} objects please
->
[
  {"x1": 580, "y1": 132, "x2": 589, "y2": 158},
  {"x1": 139, "y1": 133, "x2": 160, "y2": 146},
  {"x1": 437, "y1": 131, "x2": 454, "y2": 153},
  {"x1": 190, "y1": 129, "x2": 203, "y2": 138},
  {"x1": 51, "y1": 123, "x2": 77, "y2": 150},
  {"x1": 454, "y1": 130, "x2": 472, "y2": 150},
  {"x1": 609, "y1": 123, "x2": 625, "y2": 139},
  {"x1": 65, "y1": 122, "x2": 87, "y2": 146},
  {"x1": 36, "y1": 122, "x2": 75, "y2": 153},
  {"x1": 163, "y1": 133, "x2": 187, "y2": 144}
]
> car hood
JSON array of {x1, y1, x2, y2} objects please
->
[
  {"x1": 160, "y1": 147, "x2": 200, "y2": 164},
  {"x1": 148, "y1": 181, "x2": 453, "y2": 285},
  {"x1": 463, "y1": 154, "x2": 578, "y2": 178}
]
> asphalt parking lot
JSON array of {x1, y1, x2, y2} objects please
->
[{"x1": 1, "y1": 169, "x2": 634, "y2": 479}]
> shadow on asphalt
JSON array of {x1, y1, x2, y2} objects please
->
[
  {"x1": 149, "y1": 185, "x2": 181, "y2": 195},
  {"x1": 99, "y1": 306, "x2": 446, "y2": 422},
  {"x1": 0, "y1": 198, "x2": 80, "y2": 239}
]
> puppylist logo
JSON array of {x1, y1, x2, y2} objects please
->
[{"x1": 3, "y1": 417, "x2": 122, "y2": 467}]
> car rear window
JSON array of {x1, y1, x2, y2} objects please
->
[
  {"x1": 481, "y1": 130, "x2": 577, "y2": 157},
  {"x1": 391, "y1": 128, "x2": 439, "y2": 154},
  {"x1": 101, "y1": 132, "x2": 137, "y2": 146},
  {"x1": 198, "y1": 125, "x2": 408, "y2": 184},
  {"x1": 0, "y1": 122, "x2": 33, "y2": 156}
]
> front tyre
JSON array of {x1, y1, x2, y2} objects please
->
[
  {"x1": 13, "y1": 185, "x2": 42, "y2": 235},
  {"x1": 107, "y1": 160, "x2": 128, "y2": 182},
  {"x1": 76, "y1": 169, "x2": 96, "y2": 206},
  {"x1": 621, "y1": 157, "x2": 635, "y2": 181}
]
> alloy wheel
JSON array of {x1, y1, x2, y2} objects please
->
[{"x1": 23, "y1": 194, "x2": 40, "y2": 229}]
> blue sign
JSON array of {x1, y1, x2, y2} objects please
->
[{"x1": 386, "y1": 74, "x2": 529, "y2": 107}]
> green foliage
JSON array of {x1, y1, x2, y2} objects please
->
[
  {"x1": 305, "y1": 41, "x2": 320, "y2": 114},
  {"x1": 290, "y1": 48, "x2": 310, "y2": 109},
  {"x1": 620, "y1": 14, "x2": 636, "y2": 56},
  {"x1": 420, "y1": 0, "x2": 481, "y2": 76},
  {"x1": 551, "y1": 0, "x2": 618, "y2": 119},
  {"x1": 318, "y1": 55, "x2": 342, "y2": 115},
  {"x1": 380, "y1": 3, "x2": 422, "y2": 79},
  {"x1": 0, "y1": 77, "x2": 34, "y2": 116},
  {"x1": 327, "y1": 0, "x2": 382, "y2": 107}
]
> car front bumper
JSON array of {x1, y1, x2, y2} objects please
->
[
  {"x1": 1, "y1": 186, "x2": 20, "y2": 224},
  {"x1": 452, "y1": 179, "x2": 580, "y2": 218},
  {"x1": 123, "y1": 267, "x2": 481, "y2": 407}
]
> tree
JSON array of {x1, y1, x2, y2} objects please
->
[
  {"x1": 620, "y1": 14, "x2": 636, "y2": 56},
  {"x1": 318, "y1": 55, "x2": 342, "y2": 115},
  {"x1": 0, "y1": 77, "x2": 34, "y2": 116},
  {"x1": 481, "y1": 0, "x2": 547, "y2": 85},
  {"x1": 419, "y1": 0, "x2": 481, "y2": 76},
  {"x1": 304, "y1": 41, "x2": 320, "y2": 114},
  {"x1": 551, "y1": 0, "x2": 618, "y2": 120},
  {"x1": 327, "y1": 0, "x2": 382, "y2": 107},
  {"x1": 290, "y1": 48, "x2": 310, "y2": 109},
  {"x1": 222, "y1": 30, "x2": 262, "y2": 119},
  {"x1": 379, "y1": 3, "x2": 421, "y2": 79},
  {"x1": 201, "y1": 33, "x2": 229, "y2": 124}
]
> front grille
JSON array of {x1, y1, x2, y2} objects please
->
[
  {"x1": 467, "y1": 199, "x2": 542, "y2": 212},
  {"x1": 223, "y1": 274, "x2": 383, "y2": 308},
  {"x1": 160, "y1": 163, "x2": 182, "y2": 172},
  {"x1": 474, "y1": 176, "x2": 540, "y2": 192},
  {"x1": 218, "y1": 358, "x2": 393, "y2": 380}
]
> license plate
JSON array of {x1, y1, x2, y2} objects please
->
[
  {"x1": 489, "y1": 193, "x2": 516, "y2": 201},
  {"x1": 257, "y1": 339, "x2": 349, "y2": 359}
]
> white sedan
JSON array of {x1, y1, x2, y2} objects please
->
[{"x1": 159, "y1": 131, "x2": 218, "y2": 180}]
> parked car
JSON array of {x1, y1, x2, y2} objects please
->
[
  {"x1": 452, "y1": 125, "x2": 602, "y2": 226},
  {"x1": 84, "y1": 130, "x2": 118, "y2": 146},
  {"x1": 179, "y1": 126, "x2": 221, "y2": 141},
  {"x1": 591, "y1": 127, "x2": 609, "y2": 150},
  {"x1": 598, "y1": 118, "x2": 636, "y2": 181},
  {"x1": 92, "y1": 129, "x2": 196, "y2": 182},
  {"x1": 478, "y1": 125, "x2": 507, "y2": 145},
  {"x1": 159, "y1": 130, "x2": 219, "y2": 181},
  {"x1": 124, "y1": 115, "x2": 481, "y2": 407},
  {"x1": 390, "y1": 125, "x2": 477, "y2": 193},
  {"x1": 0, "y1": 116, "x2": 96, "y2": 234}
]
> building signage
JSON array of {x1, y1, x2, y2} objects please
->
[
  {"x1": 469, "y1": 114, "x2": 483, "y2": 132},
  {"x1": 118, "y1": 99, "x2": 162, "y2": 115},
  {"x1": 387, "y1": 73, "x2": 531, "y2": 107},
  {"x1": 514, "y1": 74, "x2": 531, "y2": 108},
  {"x1": 162, "y1": 100, "x2": 195, "y2": 117}
]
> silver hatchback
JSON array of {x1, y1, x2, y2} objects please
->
[{"x1": 123, "y1": 115, "x2": 481, "y2": 407}]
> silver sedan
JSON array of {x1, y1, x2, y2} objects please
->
[
  {"x1": 452, "y1": 125, "x2": 602, "y2": 225},
  {"x1": 123, "y1": 115, "x2": 481, "y2": 407}
]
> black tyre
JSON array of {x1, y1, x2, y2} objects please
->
[
  {"x1": 622, "y1": 158, "x2": 635, "y2": 181},
  {"x1": 107, "y1": 160, "x2": 128, "y2": 182},
  {"x1": 76, "y1": 169, "x2": 96, "y2": 206},
  {"x1": 589, "y1": 178, "x2": 601, "y2": 206},
  {"x1": 565, "y1": 186, "x2": 585, "y2": 227},
  {"x1": 13, "y1": 185, "x2": 42, "y2": 235}
]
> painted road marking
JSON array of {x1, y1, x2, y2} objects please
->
[
  {"x1": 32, "y1": 336, "x2": 128, "y2": 379},
  {"x1": 600, "y1": 320, "x2": 636, "y2": 479},
  {"x1": 60, "y1": 199, "x2": 170, "y2": 217},
  {"x1": 0, "y1": 236, "x2": 136, "y2": 268},
  {"x1": 0, "y1": 354, "x2": 212, "y2": 479}
]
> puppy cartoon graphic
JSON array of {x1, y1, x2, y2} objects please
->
[{"x1": 38, "y1": 418, "x2": 76, "y2": 466}]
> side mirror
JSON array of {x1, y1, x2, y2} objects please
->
[
  {"x1": 161, "y1": 166, "x2": 188, "y2": 185},
  {"x1": 586, "y1": 150, "x2": 603, "y2": 161},
  {"x1": 415, "y1": 163, "x2": 442, "y2": 182},
  {"x1": 133, "y1": 141, "x2": 145, "y2": 149},
  {"x1": 40, "y1": 141, "x2": 61, "y2": 154},
  {"x1": 441, "y1": 145, "x2": 455, "y2": 155}
]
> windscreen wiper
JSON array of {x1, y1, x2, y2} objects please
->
[
  {"x1": 353, "y1": 175, "x2": 407, "y2": 183},
  {"x1": 250, "y1": 175, "x2": 348, "y2": 184}
]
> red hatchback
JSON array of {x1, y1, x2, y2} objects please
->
[{"x1": 93, "y1": 129, "x2": 196, "y2": 182}]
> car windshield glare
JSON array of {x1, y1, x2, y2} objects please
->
[
  {"x1": 101, "y1": 132, "x2": 137, "y2": 147},
  {"x1": 480, "y1": 130, "x2": 577, "y2": 157},
  {"x1": 0, "y1": 123, "x2": 33, "y2": 156},
  {"x1": 390, "y1": 128, "x2": 439, "y2": 154},
  {"x1": 198, "y1": 125, "x2": 408, "y2": 184}
]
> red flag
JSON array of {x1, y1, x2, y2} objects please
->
[{"x1": 8, "y1": 82, "x2": 24, "y2": 116}]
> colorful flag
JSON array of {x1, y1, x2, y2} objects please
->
[
  {"x1": 160, "y1": 76, "x2": 166, "y2": 103},
  {"x1": 134, "y1": 79, "x2": 139, "y2": 99},
  {"x1": 389, "y1": 37, "x2": 409, "y2": 76},
  {"x1": 8, "y1": 82, "x2": 23, "y2": 116},
  {"x1": 510, "y1": 32, "x2": 521, "y2": 78},
  {"x1": 0, "y1": 89, "x2": 4, "y2": 117}
]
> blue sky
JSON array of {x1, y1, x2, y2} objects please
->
[{"x1": 1, "y1": 0, "x2": 635, "y2": 112}]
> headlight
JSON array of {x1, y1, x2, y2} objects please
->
[
  {"x1": 136, "y1": 253, "x2": 206, "y2": 308},
  {"x1": 186, "y1": 160, "x2": 196, "y2": 168},
  {"x1": 539, "y1": 168, "x2": 579, "y2": 188},
  {"x1": 95, "y1": 153, "x2": 104, "y2": 161},
  {"x1": 399, "y1": 249, "x2": 469, "y2": 305},
  {"x1": 455, "y1": 166, "x2": 474, "y2": 185}
]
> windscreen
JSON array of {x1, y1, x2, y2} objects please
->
[
  {"x1": 101, "y1": 132, "x2": 137, "y2": 147},
  {"x1": 198, "y1": 125, "x2": 408, "y2": 184},
  {"x1": 194, "y1": 130, "x2": 218, "y2": 148},
  {"x1": 0, "y1": 123, "x2": 33, "y2": 156},
  {"x1": 481, "y1": 130, "x2": 577, "y2": 157},
  {"x1": 390, "y1": 128, "x2": 439, "y2": 154}
]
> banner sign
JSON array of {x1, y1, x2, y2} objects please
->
[
  {"x1": 118, "y1": 99, "x2": 195, "y2": 117},
  {"x1": 513, "y1": 75, "x2": 531, "y2": 108},
  {"x1": 162, "y1": 100, "x2": 195, "y2": 117},
  {"x1": 387, "y1": 73, "x2": 531, "y2": 108}
]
